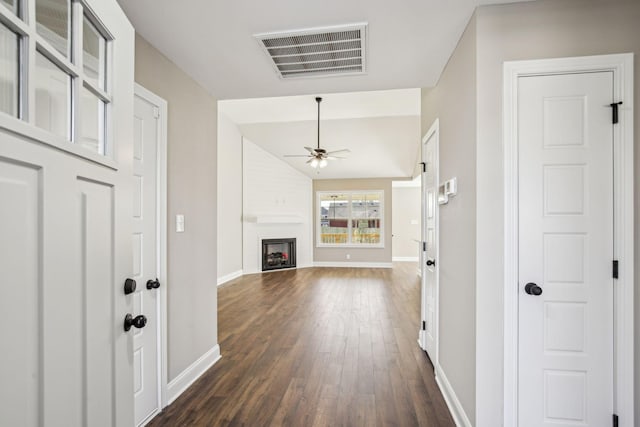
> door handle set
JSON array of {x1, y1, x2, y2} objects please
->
[
  {"x1": 122, "y1": 277, "x2": 160, "y2": 332},
  {"x1": 426, "y1": 259, "x2": 436, "y2": 267},
  {"x1": 524, "y1": 282, "x2": 543, "y2": 296},
  {"x1": 123, "y1": 277, "x2": 161, "y2": 295},
  {"x1": 124, "y1": 314, "x2": 147, "y2": 332}
]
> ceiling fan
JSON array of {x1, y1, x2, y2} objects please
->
[{"x1": 284, "y1": 97, "x2": 350, "y2": 168}]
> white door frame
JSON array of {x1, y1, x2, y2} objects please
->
[
  {"x1": 503, "y1": 53, "x2": 634, "y2": 426},
  {"x1": 133, "y1": 83, "x2": 169, "y2": 416},
  {"x1": 419, "y1": 118, "x2": 440, "y2": 366}
]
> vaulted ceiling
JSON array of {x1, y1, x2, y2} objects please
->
[{"x1": 118, "y1": 0, "x2": 534, "y2": 180}]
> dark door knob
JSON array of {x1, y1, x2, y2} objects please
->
[
  {"x1": 124, "y1": 314, "x2": 147, "y2": 332},
  {"x1": 426, "y1": 259, "x2": 436, "y2": 267},
  {"x1": 124, "y1": 278, "x2": 136, "y2": 295},
  {"x1": 524, "y1": 283, "x2": 543, "y2": 296},
  {"x1": 146, "y1": 278, "x2": 161, "y2": 290}
]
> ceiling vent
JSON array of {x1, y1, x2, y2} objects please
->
[{"x1": 255, "y1": 23, "x2": 367, "y2": 79}]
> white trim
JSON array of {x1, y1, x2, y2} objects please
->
[
  {"x1": 313, "y1": 261, "x2": 393, "y2": 268},
  {"x1": 503, "y1": 53, "x2": 634, "y2": 426},
  {"x1": 392, "y1": 256, "x2": 419, "y2": 262},
  {"x1": 435, "y1": 364, "x2": 472, "y2": 427},
  {"x1": 166, "y1": 345, "x2": 221, "y2": 405},
  {"x1": 419, "y1": 118, "x2": 440, "y2": 366},
  {"x1": 133, "y1": 84, "x2": 170, "y2": 414},
  {"x1": 217, "y1": 269, "x2": 243, "y2": 286}
]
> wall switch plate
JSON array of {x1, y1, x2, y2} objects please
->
[
  {"x1": 346, "y1": 254, "x2": 351, "y2": 260},
  {"x1": 176, "y1": 214, "x2": 185, "y2": 233}
]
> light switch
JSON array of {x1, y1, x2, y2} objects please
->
[
  {"x1": 176, "y1": 214, "x2": 185, "y2": 233},
  {"x1": 410, "y1": 219, "x2": 419, "y2": 225}
]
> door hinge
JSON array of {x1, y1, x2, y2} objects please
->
[
  {"x1": 613, "y1": 260, "x2": 619, "y2": 279},
  {"x1": 153, "y1": 106, "x2": 160, "y2": 119},
  {"x1": 613, "y1": 413, "x2": 619, "y2": 427},
  {"x1": 609, "y1": 102, "x2": 623, "y2": 124},
  {"x1": 422, "y1": 321, "x2": 426, "y2": 331},
  {"x1": 420, "y1": 162, "x2": 426, "y2": 173},
  {"x1": 423, "y1": 242, "x2": 427, "y2": 251}
]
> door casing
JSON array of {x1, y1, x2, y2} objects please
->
[
  {"x1": 133, "y1": 83, "x2": 169, "y2": 422},
  {"x1": 503, "y1": 53, "x2": 634, "y2": 426},
  {"x1": 420, "y1": 118, "x2": 440, "y2": 365}
]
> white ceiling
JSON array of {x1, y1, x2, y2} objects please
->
[
  {"x1": 117, "y1": 0, "x2": 532, "y2": 100},
  {"x1": 221, "y1": 89, "x2": 421, "y2": 180},
  {"x1": 119, "y1": 0, "x2": 531, "y2": 180}
]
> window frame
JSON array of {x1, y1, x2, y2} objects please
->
[
  {"x1": 316, "y1": 190, "x2": 385, "y2": 249},
  {"x1": 0, "y1": 0, "x2": 116, "y2": 168}
]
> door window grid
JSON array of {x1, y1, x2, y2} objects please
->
[
  {"x1": 317, "y1": 190, "x2": 384, "y2": 247},
  {"x1": 0, "y1": 0, "x2": 112, "y2": 156}
]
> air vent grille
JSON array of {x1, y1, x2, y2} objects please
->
[{"x1": 255, "y1": 24, "x2": 367, "y2": 79}]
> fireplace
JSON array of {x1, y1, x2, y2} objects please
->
[{"x1": 262, "y1": 238, "x2": 296, "y2": 271}]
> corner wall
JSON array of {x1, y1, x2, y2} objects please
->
[
  {"x1": 242, "y1": 138, "x2": 313, "y2": 274},
  {"x1": 421, "y1": 13, "x2": 477, "y2": 425},
  {"x1": 474, "y1": 1, "x2": 640, "y2": 425},
  {"x1": 391, "y1": 186, "x2": 421, "y2": 260},
  {"x1": 217, "y1": 113, "x2": 243, "y2": 282},
  {"x1": 134, "y1": 34, "x2": 218, "y2": 382}
]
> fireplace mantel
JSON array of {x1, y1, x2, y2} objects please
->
[{"x1": 243, "y1": 214, "x2": 305, "y2": 224}]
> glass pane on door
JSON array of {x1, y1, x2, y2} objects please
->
[
  {"x1": 35, "y1": 51, "x2": 70, "y2": 140},
  {"x1": 1, "y1": 0, "x2": 18, "y2": 15},
  {"x1": 78, "y1": 86, "x2": 105, "y2": 154},
  {"x1": 83, "y1": 16, "x2": 106, "y2": 89},
  {"x1": 0, "y1": 23, "x2": 19, "y2": 117},
  {"x1": 36, "y1": 0, "x2": 70, "y2": 58}
]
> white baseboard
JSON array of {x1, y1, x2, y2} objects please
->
[
  {"x1": 313, "y1": 261, "x2": 393, "y2": 269},
  {"x1": 435, "y1": 364, "x2": 472, "y2": 427},
  {"x1": 166, "y1": 345, "x2": 221, "y2": 405},
  {"x1": 217, "y1": 270, "x2": 243, "y2": 286},
  {"x1": 392, "y1": 256, "x2": 419, "y2": 262}
]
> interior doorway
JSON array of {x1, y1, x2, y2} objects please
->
[
  {"x1": 419, "y1": 119, "x2": 440, "y2": 364},
  {"x1": 133, "y1": 84, "x2": 168, "y2": 426}
]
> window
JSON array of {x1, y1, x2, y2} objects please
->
[
  {"x1": 0, "y1": 0, "x2": 113, "y2": 156},
  {"x1": 317, "y1": 191, "x2": 384, "y2": 247},
  {"x1": 0, "y1": 23, "x2": 19, "y2": 117}
]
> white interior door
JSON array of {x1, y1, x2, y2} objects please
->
[
  {"x1": 133, "y1": 87, "x2": 164, "y2": 426},
  {"x1": 420, "y1": 122, "x2": 438, "y2": 361},
  {"x1": 517, "y1": 71, "x2": 614, "y2": 426}
]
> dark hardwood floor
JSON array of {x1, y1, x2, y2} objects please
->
[{"x1": 148, "y1": 263, "x2": 455, "y2": 426}]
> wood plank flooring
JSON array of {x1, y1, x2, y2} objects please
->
[{"x1": 148, "y1": 263, "x2": 454, "y2": 427}]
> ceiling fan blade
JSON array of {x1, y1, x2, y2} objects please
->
[
  {"x1": 304, "y1": 146, "x2": 317, "y2": 154},
  {"x1": 306, "y1": 158, "x2": 315, "y2": 164},
  {"x1": 325, "y1": 156, "x2": 347, "y2": 160},
  {"x1": 283, "y1": 155, "x2": 312, "y2": 158},
  {"x1": 325, "y1": 149, "x2": 351, "y2": 156}
]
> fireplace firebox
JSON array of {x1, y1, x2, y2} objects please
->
[{"x1": 262, "y1": 238, "x2": 296, "y2": 271}]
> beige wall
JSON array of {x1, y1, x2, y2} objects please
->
[
  {"x1": 473, "y1": 1, "x2": 640, "y2": 425},
  {"x1": 134, "y1": 35, "x2": 218, "y2": 382},
  {"x1": 391, "y1": 186, "x2": 421, "y2": 259},
  {"x1": 421, "y1": 13, "x2": 477, "y2": 424},
  {"x1": 217, "y1": 113, "x2": 243, "y2": 280},
  {"x1": 313, "y1": 179, "x2": 392, "y2": 264}
]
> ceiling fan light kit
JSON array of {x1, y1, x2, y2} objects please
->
[{"x1": 284, "y1": 97, "x2": 351, "y2": 169}]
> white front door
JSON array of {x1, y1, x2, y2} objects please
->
[
  {"x1": 420, "y1": 121, "x2": 439, "y2": 361},
  {"x1": 518, "y1": 71, "x2": 614, "y2": 426},
  {"x1": 0, "y1": 1, "x2": 135, "y2": 425},
  {"x1": 133, "y1": 87, "x2": 164, "y2": 426}
]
